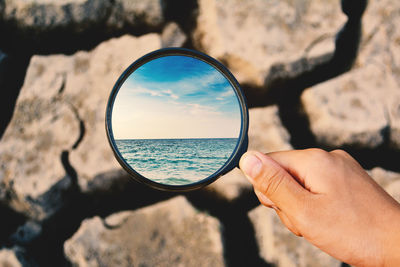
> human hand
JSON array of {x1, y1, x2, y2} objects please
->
[{"x1": 239, "y1": 149, "x2": 400, "y2": 266}]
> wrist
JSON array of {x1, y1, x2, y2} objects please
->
[{"x1": 381, "y1": 205, "x2": 400, "y2": 266}]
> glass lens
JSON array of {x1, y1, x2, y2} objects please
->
[{"x1": 111, "y1": 55, "x2": 242, "y2": 186}]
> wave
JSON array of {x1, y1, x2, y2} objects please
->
[{"x1": 115, "y1": 138, "x2": 238, "y2": 185}]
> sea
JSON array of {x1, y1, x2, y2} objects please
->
[{"x1": 115, "y1": 138, "x2": 238, "y2": 185}]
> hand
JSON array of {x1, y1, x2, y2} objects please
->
[{"x1": 239, "y1": 149, "x2": 400, "y2": 267}]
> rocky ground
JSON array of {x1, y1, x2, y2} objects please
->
[{"x1": 0, "y1": 0, "x2": 399, "y2": 266}]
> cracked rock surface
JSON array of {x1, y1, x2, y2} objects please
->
[
  {"x1": 0, "y1": 33, "x2": 162, "y2": 220},
  {"x1": 161, "y1": 22, "x2": 187, "y2": 48},
  {"x1": 0, "y1": 0, "x2": 165, "y2": 55},
  {"x1": 249, "y1": 205, "x2": 341, "y2": 267},
  {"x1": 64, "y1": 196, "x2": 225, "y2": 267},
  {"x1": 0, "y1": 0, "x2": 399, "y2": 267},
  {"x1": 0, "y1": 63, "x2": 80, "y2": 220},
  {"x1": 67, "y1": 33, "x2": 162, "y2": 191},
  {"x1": 193, "y1": 0, "x2": 345, "y2": 87},
  {"x1": 301, "y1": 1, "x2": 400, "y2": 149}
]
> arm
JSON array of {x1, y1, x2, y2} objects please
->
[{"x1": 240, "y1": 148, "x2": 400, "y2": 266}]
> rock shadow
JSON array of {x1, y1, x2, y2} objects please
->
[
  {"x1": 0, "y1": 53, "x2": 31, "y2": 139},
  {"x1": 185, "y1": 190, "x2": 274, "y2": 267},
  {"x1": 19, "y1": 171, "x2": 176, "y2": 266},
  {"x1": 242, "y1": 0, "x2": 400, "y2": 172}
]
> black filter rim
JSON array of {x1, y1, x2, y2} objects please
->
[{"x1": 105, "y1": 47, "x2": 249, "y2": 192}]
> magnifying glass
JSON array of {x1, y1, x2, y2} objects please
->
[{"x1": 106, "y1": 48, "x2": 248, "y2": 191}]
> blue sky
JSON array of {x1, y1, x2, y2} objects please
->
[{"x1": 112, "y1": 55, "x2": 242, "y2": 139}]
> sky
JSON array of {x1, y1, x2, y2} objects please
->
[{"x1": 112, "y1": 55, "x2": 242, "y2": 139}]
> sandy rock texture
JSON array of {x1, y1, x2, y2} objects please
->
[
  {"x1": 249, "y1": 205, "x2": 340, "y2": 267},
  {"x1": 0, "y1": 34, "x2": 161, "y2": 220},
  {"x1": 301, "y1": 1, "x2": 400, "y2": 149},
  {"x1": 193, "y1": 0, "x2": 346, "y2": 87},
  {"x1": 1, "y1": 0, "x2": 164, "y2": 32},
  {"x1": 64, "y1": 196, "x2": 225, "y2": 267},
  {"x1": 0, "y1": 0, "x2": 399, "y2": 266},
  {"x1": 248, "y1": 106, "x2": 292, "y2": 152},
  {"x1": 161, "y1": 22, "x2": 187, "y2": 48},
  {"x1": 0, "y1": 248, "x2": 22, "y2": 267},
  {"x1": 67, "y1": 34, "x2": 161, "y2": 190}
]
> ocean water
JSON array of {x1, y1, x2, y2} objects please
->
[{"x1": 115, "y1": 138, "x2": 238, "y2": 185}]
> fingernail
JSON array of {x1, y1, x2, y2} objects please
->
[{"x1": 240, "y1": 153, "x2": 262, "y2": 181}]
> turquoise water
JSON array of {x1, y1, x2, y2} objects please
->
[{"x1": 115, "y1": 138, "x2": 238, "y2": 185}]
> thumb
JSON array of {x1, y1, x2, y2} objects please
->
[{"x1": 239, "y1": 151, "x2": 309, "y2": 213}]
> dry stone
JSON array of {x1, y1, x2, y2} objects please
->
[
  {"x1": 301, "y1": 1, "x2": 400, "y2": 149},
  {"x1": 0, "y1": 248, "x2": 22, "y2": 267},
  {"x1": 249, "y1": 205, "x2": 340, "y2": 267},
  {"x1": 161, "y1": 22, "x2": 187, "y2": 48},
  {"x1": 0, "y1": 34, "x2": 162, "y2": 220},
  {"x1": 248, "y1": 106, "x2": 292, "y2": 152},
  {"x1": 0, "y1": 56, "x2": 80, "y2": 219},
  {"x1": 64, "y1": 196, "x2": 225, "y2": 267},
  {"x1": 193, "y1": 0, "x2": 345, "y2": 87},
  {"x1": 107, "y1": 0, "x2": 164, "y2": 29},
  {"x1": 205, "y1": 167, "x2": 251, "y2": 202},
  {"x1": 1, "y1": 0, "x2": 164, "y2": 32},
  {"x1": 67, "y1": 34, "x2": 161, "y2": 191},
  {"x1": 207, "y1": 105, "x2": 292, "y2": 201}
]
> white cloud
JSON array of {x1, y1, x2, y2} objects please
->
[
  {"x1": 165, "y1": 70, "x2": 228, "y2": 97},
  {"x1": 162, "y1": 89, "x2": 179, "y2": 99},
  {"x1": 220, "y1": 88, "x2": 234, "y2": 97},
  {"x1": 112, "y1": 70, "x2": 242, "y2": 139},
  {"x1": 185, "y1": 103, "x2": 221, "y2": 117},
  {"x1": 128, "y1": 85, "x2": 180, "y2": 100},
  {"x1": 216, "y1": 86, "x2": 235, "y2": 100}
]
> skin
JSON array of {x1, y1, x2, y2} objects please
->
[{"x1": 239, "y1": 148, "x2": 400, "y2": 267}]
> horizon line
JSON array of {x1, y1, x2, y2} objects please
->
[{"x1": 115, "y1": 137, "x2": 239, "y2": 140}]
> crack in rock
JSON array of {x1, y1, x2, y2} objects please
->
[
  {"x1": 192, "y1": 0, "x2": 348, "y2": 88},
  {"x1": 299, "y1": 0, "x2": 400, "y2": 171},
  {"x1": 1, "y1": 1, "x2": 400, "y2": 267},
  {"x1": 0, "y1": 0, "x2": 165, "y2": 55},
  {"x1": 62, "y1": 101, "x2": 87, "y2": 189},
  {"x1": 243, "y1": 0, "x2": 365, "y2": 109},
  {"x1": 184, "y1": 189, "x2": 273, "y2": 267},
  {"x1": 64, "y1": 197, "x2": 226, "y2": 267}
]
